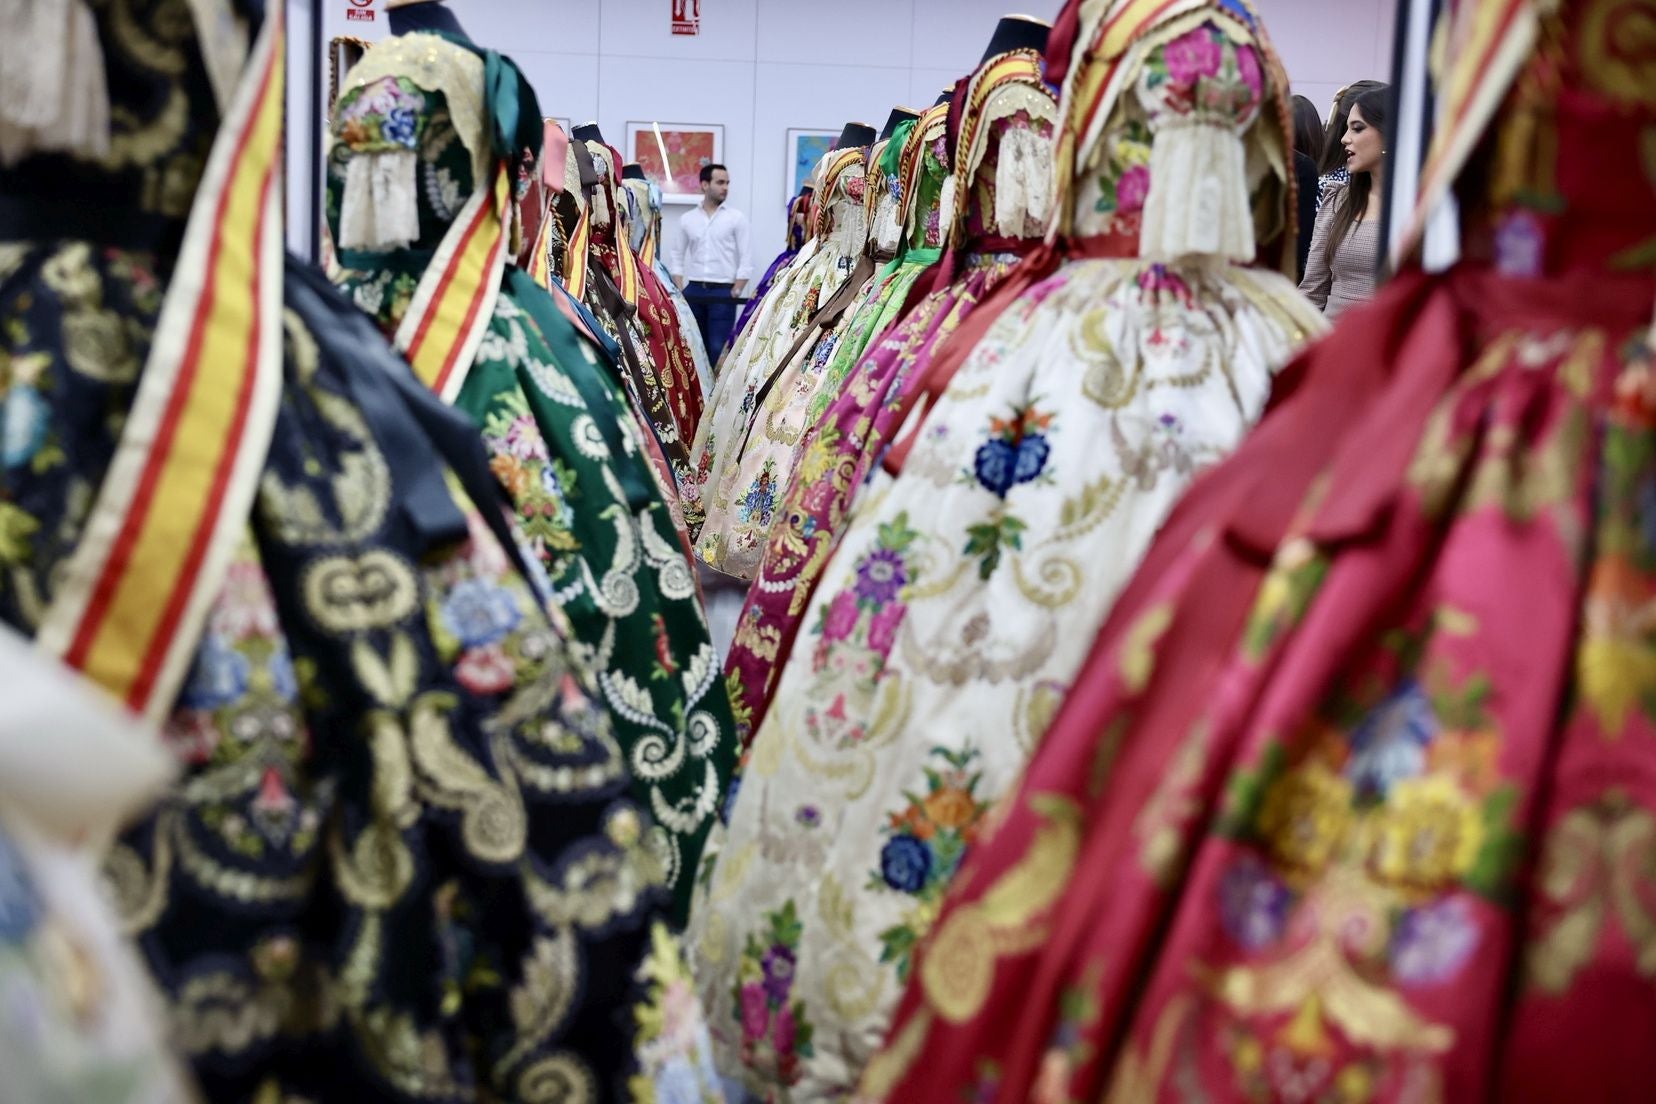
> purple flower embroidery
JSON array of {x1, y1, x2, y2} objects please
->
[
  {"x1": 1218, "y1": 855, "x2": 1291, "y2": 950},
  {"x1": 1116, "y1": 164, "x2": 1150, "y2": 213},
  {"x1": 1494, "y1": 210, "x2": 1545, "y2": 278},
  {"x1": 504, "y1": 414, "x2": 548, "y2": 461},
  {"x1": 1391, "y1": 897, "x2": 1478, "y2": 984},
  {"x1": 1162, "y1": 27, "x2": 1223, "y2": 86},
  {"x1": 855, "y1": 547, "x2": 908, "y2": 605},
  {"x1": 795, "y1": 805, "x2": 822, "y2": 828},
  {"x1": 761, "y1": 944, "x2": 797, "y2": 1003}
]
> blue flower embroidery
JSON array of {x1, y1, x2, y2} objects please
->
[
  {"x1": 179, "y1": 635, "x2": 252, "y2": 711},
  {"x1": 382, "y1": 106, "x2": 418, "y2": 149},
  {"x1": 879, "y1": 834, "x2": 932, "y2": 894},
  {"x1": 440, "y1": 579, "x2": 523, "y2": 649},
  {"x1": 973, "y1": 437, "x2": 1018, "y2": 497},
  {"x1": 1346, "y1": 679, "x2": 1438, "y2": 800},
  {"x1": 1012, "y1": 434, "x2": 1051, "y2": 484}
]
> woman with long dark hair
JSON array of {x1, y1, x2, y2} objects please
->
[
  {"x1": 1316, "y1": 78, "x2": 1386, "y2": 210},
  {"x1": 1300, "y1": 84, "x2": 1389, "y2": 317},
  {"x1": 1290, "y1": 94, "x2": 1323, "y2": 160}
]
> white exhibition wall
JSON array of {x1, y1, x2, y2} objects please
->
[{"x1": 320, "y1": 0, "x2": 1396, "y2": 256}]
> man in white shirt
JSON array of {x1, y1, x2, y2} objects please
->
[{"x1": 667, "y1": 163, "x2": 752, "y2": 361}]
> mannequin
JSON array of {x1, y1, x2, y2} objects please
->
[
  {"x1": 384, "y1": 0, "x2": 469, "y2": 37},
  {"x1": 879, "y1": 107, "x2": 921, "y2": 141},
  {"x1": 834, "y1": 121, "x2": 877, "y2": 150},
  {"x1": 622, "y1": 162, "x2": 647, "y2": 181},
  {"x1": 572, "y1": 121, "x2": 607, "y2": 145},
  {"x1": 978, "y1": 12, "x2": 1050, "y2": 62}
]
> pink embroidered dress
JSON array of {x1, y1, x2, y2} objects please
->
[{"x1": 860, "y1": 0, "x2": 1656, "y2": 1101}]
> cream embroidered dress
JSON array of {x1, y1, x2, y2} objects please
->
[
  {"x1": 694, "y1": 112, "x2": 953, "y2": 581},
  {"x1": 687, "y1": 6, "x2": 1324, "y2": 1098}
]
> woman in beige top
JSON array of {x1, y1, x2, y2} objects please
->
[{"x1": 1300, "y1": 85, "x2": 1389, "y2": 318}]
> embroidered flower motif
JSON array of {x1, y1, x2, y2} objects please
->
[
  {"x1": 1344, "y1": 679, "x2": 1438, "y2": 801},
  {"x1": 439, "y1": 579, "x2": 524, "y2": 649},
  {"x1": 795, "y1": 805, "x2": 821, "y2": 829},
  {"x1": 854, "y1": 547, "x2": 908, "y2": 605},
  {"x1": 974, "y1": 437, "x2": 1019, "y2": 496},
  {"x1": 1257, "y1": 761, "x2": 1353, "y2": 878},
  {"x1": 179, "y1": 635, "x2": 253, "y2": 712},
  {"x1": 735, "y1": 901, "x2": 816, "y2": 1085},
  {"x1": 1390, "y1": 896, "x2": 1478, "y2": 983},
  {"x1": 1494, "y1": 209, "x2": 1546, "y2": 278},
  {"x1": 382, "y1": 106, "x2": 418, "y2": 148},
  {"x1": 1218, "y1": 854, "x2": 1292, "y2": 950},
  {"x1": 867, "y1": 602, "x2": 904, "y2": 654},
  {"x1": 870, "y1": 745, "x2": 992, "y2": 977},
  {"x1": 456, "y1": 643, "x2": 516, "y2": 696},
  {"x1": 1234, "y1": 43, "x2": 1263, "y2": 99},
  {"x1": 504, "y1": 412, "x2": 550, "y2": 461},
  {"x1": 1, "y1": 384, "x2": 50, "y2": 470},
  {"x1": 1370, "y1": 774, "x2": 1485, "y2": 892},
  {"x1": 1115, "y1": 164, "x2": 1150, "y2": 213},
  {"x1": 739, "y1": 461, "x2": 780, "y2": 528},
  {"x1": 1162, "y1": 27, "x2": 1224, "y2": 86},
  {"x1": 879, "y1": 834, "x2": 932, "y2": 893},
  {"x1": 821, "y1": 589, "x2": 859, "y2": 643}
]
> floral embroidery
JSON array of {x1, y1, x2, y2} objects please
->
[
  {"x1": 738, "y1": 460, "x2": 780, "y2": 529},
  {"x1": 870, "y1": 745, "x2": 993, "y2": 979},
  {"x1": 803, "y1": 515, "x2": 920, "y2": 748},
  {"x1": 631, "y1": 923, "x2": 723, "y2": 1103},
  {"x1": 336, "y1": 76, "x2": 426, "y2": 151},
  {"x1": 736, "y1": 901, "x2": 816, "y2": 1086},
  {"x1": 1091, "y1": 119, "x2": 1152, "y2": 219},
  {"x1": 969, "y1": 402, "x2": 1056, "y2": 497}
]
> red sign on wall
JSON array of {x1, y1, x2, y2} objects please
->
[
  {"x1": 671, "y1": 0, "x2": 700, "y2": 35},
  {"x1": 346, "y1": 0, "x2": 375, "y2": 23}
]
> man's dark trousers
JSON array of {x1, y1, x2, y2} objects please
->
[{"x1": 683, "y1": 280, "x2": 738, "y2": 362}]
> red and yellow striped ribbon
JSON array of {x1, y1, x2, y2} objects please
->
[
  {"x1": 526, "y1": 199, "x2": 556, "y2": 289},
  {"x1": 564, "y1": 204, "x2": 593, "y2": 299},
  {"x1": 393, "y1": 159, "x2": 512, "y2": 402},
  {"x1": 37, "y1": 7, "x2": 287, "y2": 723}
]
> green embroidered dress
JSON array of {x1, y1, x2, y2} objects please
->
[{"x1": 326, "y1": 35, "x2": 734, "y2": 921}]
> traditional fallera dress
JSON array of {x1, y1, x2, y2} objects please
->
[
  {"x1": 687, "y1": 0, "x2": 1323, "y2": 1095},
  {"x1": 860, "y1": 0, "x2": 1656, "y2": 1101},
  {"x1": 625, "y1": 173, "x2": 717, "y2": 400},
  {"x1": 694, "y1": 111, "x2": 952, "y2": 581},
  {"x1": 0, "y1": 2, "x2": 720, "y2": 1098},
  {"x1": 686, "y1": 145, "x2": 871, "y2": 543},
  {"x1": 327, "y1": 32, "x2": 735, "y2": 924},
  {"x1": 730, "y1": 189, "x2": 814, "y2": 370},
  {"x1": 723, "y1": 49, "x2": 1060, "y2": 747},
  {"x1": 576, "y1": 138, "x2": 702, "y2": 492}
]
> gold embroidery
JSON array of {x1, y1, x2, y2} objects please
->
[
  {"x1": 1580, "y1": 0, "x2": 1656, "y2": 108},
  {"x1": 1526, "y1": 791, "x2": 1656, "y2": 993},
  {"x1": 303, "y1": 552, "x2": 420, "y2": 636},
  {"x1": 516, "y1": 1053, "x2": 596, "y2": 1104},
  {"x1": 920, "y1": 793, "x2": 1081, "y2": 1023}
]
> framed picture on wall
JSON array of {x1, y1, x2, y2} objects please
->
[
  {"x1": 625, "y1": 122, "x2": 724, "y2": 202},
  {"x1": 786, "y1": 128, "x2": 837, "y2": 196}
]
